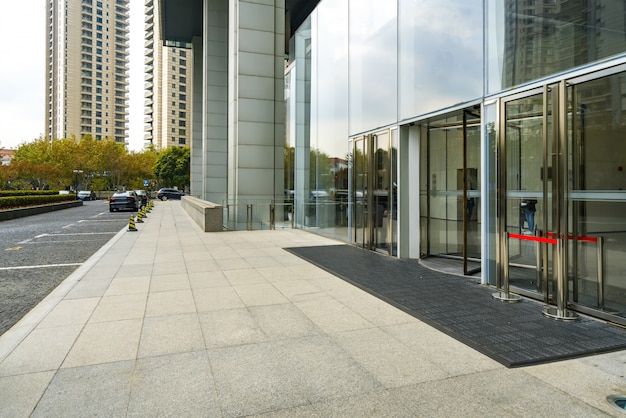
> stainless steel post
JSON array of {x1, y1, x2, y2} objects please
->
[
  {"x1": 492, "y1": 232, "x2": 521, "y2": 302},
  {"x1": 597, "y1": 236, "x2": 604, "y2": 310},
  {"x1": 247, "y1": 204, "x2": 253, "y2": 231}
]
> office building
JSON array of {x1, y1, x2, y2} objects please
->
[
  {"x1": 161, "y1": 0, "x2": 626, "y2": 326},
  {"x1": 143, "y1": 0, "x2": 192, "y2": 150},
  {"x1": 45, "y1": 0, "x2": 129, "y2": 143}
]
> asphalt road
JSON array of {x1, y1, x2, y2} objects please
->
[{"x1": 0, "y1": 200, "x2": 132, "y2": 336}]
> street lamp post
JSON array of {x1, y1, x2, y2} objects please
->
[{"x1": 73, "y1": 169, "x2": 83, "y2": 199}]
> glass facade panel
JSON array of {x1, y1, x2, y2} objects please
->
[
  {"x1": 484, "y1": 103, "x2": 497, "y2": 286},
  {"x1": 487, "y1": 0, "x2": 626, "y2": 93},
  {"x1": 399, "y1": 0, "x2": 483, "y2": 120},
  {"x1": 570, "y1": 73, "x2": 626, "y2": 315},
  {"x1": 349, "y1": 0, "x2": 397, "y2": 134},
  {"x1": 290, "y1": 2, "x2": 350, "y2": 241}
]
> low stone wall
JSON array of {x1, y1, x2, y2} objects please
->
[
  {"x1": 0, "y1": 200, "x2": 84, "y2": 222},
  {"x1": 181, "y1": 196, "x2": 223, "y2": 232}
]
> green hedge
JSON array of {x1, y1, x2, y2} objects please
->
[
  {"x1": 0, "y1": 194, "x2": 77, "y2": 209},
  {"x1": 0, "y1": 190, "x2": 63, "y2": 197}
]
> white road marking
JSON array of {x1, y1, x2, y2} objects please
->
[
  {"x1": 78, "y1": 219, "x2": 122, "y2": 223},
  {"x1": 42, "y1": 232, "x2": 117, "y2": 236},
  {"x1": 0, "y1": 263, "x2": 83, "y2": 271}
]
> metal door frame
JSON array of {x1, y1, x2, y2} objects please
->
[{"x1": 352, "y1": 130, "x2": 394, "y2": 256}]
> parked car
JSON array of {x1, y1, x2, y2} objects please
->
[
  {"x1": 157, "y1": 188, "x2": 183, "y2": 200},
  {"x1": 134, "y1": 190, "x2": 150, "y2": 207},
  {"x1": 77, "y1": 190, "x2": 96, "y2": 201},
  {"x1": 109, "y1": 191, "x2": 141, "y2": 212}
]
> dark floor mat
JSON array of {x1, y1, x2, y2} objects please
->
[{"x1": 285, "y1": 245, "x2": 626, "y2": 368}]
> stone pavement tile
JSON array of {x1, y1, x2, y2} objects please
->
[
  {"x1": 104, "y1": 275, "x2": 150, "y2": 297},
  {"x1": 337, "y1": 292, "x2": 417, "y2": 327},
  {"x1": 233, "y1": 283, "x2": 290, "y2": 307},
  {"x1": 394, "y1": 368, "x2": 610, "y2": 417},
  {"x1": 188, "y1": 270, "x2": 230, "y2": 289},
  {"x1": 62, "y1": 319, "x2": 142, "y2": 368},
  {"x1": 244, "y1": 256, "x2": 283, "y2": 268},
  {"x1": 182, "y1": 245, "x2": 214, "y2": 261},
  {"x1": 185, "y1": 259, "x2": 221, "y2": 273},
  {"x1": 210, "y1": 247, "x2": 242, "y2": 260},
  {"x1": 235, "y1": 247, "x2": 270, "y2": 258},
  {"x1": 258, "y1": 389, "x2": 418, "y2": 417},
  {"x1": 138, "y1": 313, "x2": 205, "y2": 358},
  {"x1": 271, "y1": 279, "x2": 327, "y2": 302},
  {"x1": 0, "y1": 371, "x2": 55, "y2": 417},
  {"x1": 198, "y1": 308, "x2": 267, "y2": 348},
  {"x1": 112, "y1": 262, "x2": 153, "y2": 278},
  {"x1": 32, "y1": 361, "x2": 134, "y2": 417},
  {"x1": 208, "y1": 335, "x2": 383, "y2": 417},
  {"x1": 383, "y1": 322, "x2": 502, "y2": 375},
  {"x1": 287, "y1": 264, "x2": 337, "y2": 280},
  {"x1": 256, "y1": 265, "x2": 302, "y2": 282},
  {"x1": 295, "y1": 296, "x2": 374, "y2": 334},
  {"x1": 80, "y1": 262, "x2": 121, "y2": 281},
  {"x1": 152, "y1": 260, "x2": 187, "y2": 276},
  {"x1": 308, "y1": 275, "x2": 368, "y2": 299},
  {"x1": 145, "y1": 289, "x2": 196, "y2": 317},
  {"x1": 332, "y1": 327, "x2": 450, "y2": 388},
  {"x1": 127, "y1": 351, "x2": 220, "y2": 417},
  {"x1": 0, "y1": 325, "x2": 83, "y2": 376},
  {"x1": 192, "y1": 286, "x2": 245, "y2": 312},
  {"x1": 153, "y1": 249, "x2": 184, "y2": 263},
  {"x1": 272, "y1": 253, "x2": 310, "y2": 266},
  {"x1": 148, "y1": 272, "x2": 190, "y2": 292},
  {"x1": 249, "y1": 304, "x2": 321, "y2": 340},
  {"x1": 524, "y1": 354, "x2": 626, "y2": 415},
  {"x1": 215, "y1": 257, "x2": 253, "y2": 271},
  {"x1": 224, "y1": 267, "x2": 269, "y2": 286},
  {"x1": 63, "y1": 278, "x2": 112, "y2": 299},
  {"x1": 37, "y1": 297, "x2": 100, "y2": 329},
  {"x1": 89, "y1": 293, "x2": 148, "y2": 323}
]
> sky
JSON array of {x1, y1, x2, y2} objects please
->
[{"x1": 0, "y1": 0, "x2": 145, "y2": 152}]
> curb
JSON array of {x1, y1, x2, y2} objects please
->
[
  {"x1": 0, "y1": 200, "x2": 84, "y2": 222},
  {"x1": 0, "y1": 226, "x2": 127, "y2": 363}
]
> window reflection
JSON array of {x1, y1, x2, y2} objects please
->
[{"x1": 488, "y1": 0, "x2": 626, "y2": 92}]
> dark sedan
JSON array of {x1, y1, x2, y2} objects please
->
[
  {"x1": 134, "y1": 190, "x2": 150, "y2": 207},
  {"x1": 157, "y1": 188, "x2": 183, "y2": 200},
  {"x1": 109, "y1": 191, "x2": 141, "y2": 212}
]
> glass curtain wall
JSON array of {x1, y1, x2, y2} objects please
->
[
  {"x1": 487, "y1": 0, "x2": 626, "y2": 94},
  {"x1": 569, "y1": 72, "x2": 626, "y2": 317},
  {"x1": 349, "y1": 0, "x2": 397, "y2": 135},
  {"x1": 399, "y1": 0, "x2": 483, "y2": 119},
  {"x1": 290, "y1": 0, "x2": 349, "y2": 240}
]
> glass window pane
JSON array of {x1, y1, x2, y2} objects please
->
[
  {"x1": 488, "y1": 0, "x2": 626, "y2": 93},
  {"x1": 399, "y1": 0, "x2": 483, "y2": 119},
  {"x1": 349, "y1": 0, "x2": 397, "y2": 134}
]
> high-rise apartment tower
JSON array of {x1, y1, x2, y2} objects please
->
[
  {"x1": 143, "y1": 0, "x2": 192, "y2": 150},
  {"x1": 45, "y1": 0, "x2": 130, "y2": 143}
]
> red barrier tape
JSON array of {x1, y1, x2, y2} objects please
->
[
  {"x1": 544, "y1": 231, "x2": 598, "y2": 243},
  {"x1": 509, "y1": 233, "x2": 558, "y2": 245}
]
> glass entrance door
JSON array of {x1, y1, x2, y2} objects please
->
[
  {"x1": 500, "y1": 88, "x2": 555, "y2": 300},
  {"x1": 420, "y1": 109, "x2": 482, "y2": 274},
  {"x1": 499, "y1": 72, "x2": 626, "y2": 324},
  {"x1": 352, "y1": 130, "x2": 397, "y2": 256}
]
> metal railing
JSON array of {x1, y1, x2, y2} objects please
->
[{"x1": 222, "y1": 201, "x2": 294, "y2": 231}]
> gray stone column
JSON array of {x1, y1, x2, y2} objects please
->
[
  {"x1": 201, "y1": 0, "x2": 229, "y2": 205},
  {"x1": 227, "y1": 0, "x2": 285, "y2": 206}
]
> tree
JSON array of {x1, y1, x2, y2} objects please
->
[{"x1": 153, "y1": 147, "x2": 190, "y2": 190}]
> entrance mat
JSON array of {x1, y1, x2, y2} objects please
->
[{"x1": 285, "y1": 245, "x2": 626, "y2": 368}]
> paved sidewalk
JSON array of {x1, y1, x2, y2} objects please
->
[{"x1": 0, "y1": 201, "x2": 624, "y2": 417}]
